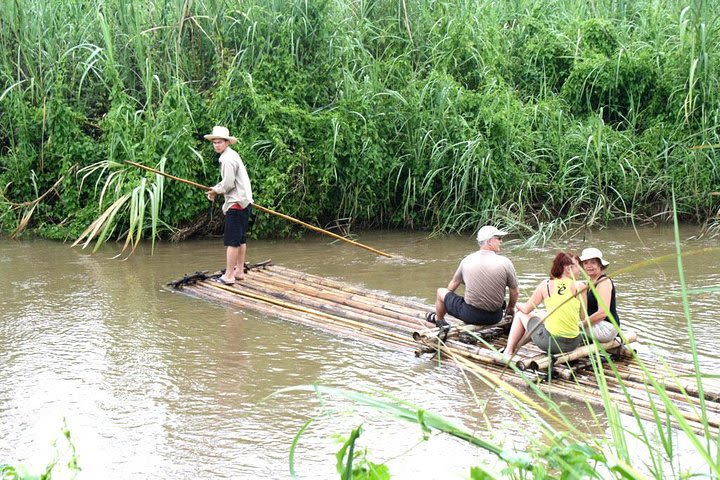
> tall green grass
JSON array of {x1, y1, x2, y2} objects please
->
[{"x1": 0, "y1": 0, "x2": 718, "y2": 243}]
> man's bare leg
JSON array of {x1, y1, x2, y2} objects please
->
[
  {"x1": 221, "y1": 246, "x2": 239, "y2": 283},
  {"x1": 234, "y1": 244, "x2": 247, "y2": 280},
  {"x1": 435, "y1": 288, "x2": 450, "y2": 321}
]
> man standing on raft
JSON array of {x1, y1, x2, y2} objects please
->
[
  {"x1": 428, "y1": 226, "x2": 519, "y2": 328},
  {"x1": 204, "y1": 126, "x2": 253, "y2": 285}
]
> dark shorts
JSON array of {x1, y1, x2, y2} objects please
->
[
  {"x1": 444, "y1": 292, "x2": 503, "y2": 325},
  {"x1": 224, "y1": 205, "x2": 252, "y2": 247},
  {"x1": 527, "y1": 316, "x2": 582, "y2": 354}
]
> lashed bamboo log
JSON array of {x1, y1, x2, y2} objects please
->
[
  {"x1": 530, "y1": 332, "x2": 638, "y2": 371},
  {"x1": 202, "y1": 281, "x2": 418, "y2": 347},
  {"x1": 419, "y1": 332, "x2": 560, "y2": 371},
  {"x1": 247, "y1": 271, "x2": 426, "y2": 327},
  {"x1": 422, "y1": 339, "x2": 509, "y2": 367},
  {"x1": 516, "y1": 351, "x2": 555, "y2": 371},
  {"x1": 553, "y1": 359, "x2": 594, "y2": 380},
  {"x1": 260, "y1": 267, "x2": 430, "y2": 319},
  {"x1": 270, "y1": 265, "x2": 432, "y2": 310},
  {"x1": 192, "y1": 283, "x2": 418, "y2": 350}
]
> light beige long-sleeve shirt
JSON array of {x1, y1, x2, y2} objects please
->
[{"x1": 212, "y1": 147, "x2": 253, "y2": 213}]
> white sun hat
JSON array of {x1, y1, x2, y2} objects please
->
[
  {"x1": 204, "y1": 126, "x2": 237, "y2": 145},
  {"x1": 579, "y1": 247, "x2": 609, "y2": 266},
  {"x1": 476, "y1": 225, "x2": 509, "y2": 243}
]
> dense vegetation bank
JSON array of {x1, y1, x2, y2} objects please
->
[{"x1": 1, "y1": 0, "x2": 718, "y2": 243}]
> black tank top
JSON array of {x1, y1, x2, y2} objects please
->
[{"x1": 587, "y1": 274, "x2": 619, "y2": 325}]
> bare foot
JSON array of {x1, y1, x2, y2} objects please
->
[{"x1": 233, "y1": 266, "x2": 245, "y2": 281}]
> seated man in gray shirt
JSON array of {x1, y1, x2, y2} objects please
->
[{"x1": 428, "y1": 226, "x2": 519, "y2": 328}]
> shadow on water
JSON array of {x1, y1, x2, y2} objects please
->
[{"x1": 0, "y1": 225, "x2": 718, "y2": 478}]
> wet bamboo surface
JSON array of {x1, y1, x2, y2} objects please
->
[{"x1": 169, "y1": 263, "x2": 720, "y2": 436}]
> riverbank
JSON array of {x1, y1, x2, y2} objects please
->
[{"x1": 2, "y1": 0, "x2": 718, "y2": 245}]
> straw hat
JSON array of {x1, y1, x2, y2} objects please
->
[
  {"x1": 476, "y1": 225, "x2": 508, "y2": 243},
  {"x1": 204, "y1": 126, "x2": 237, "y2": 145},
  {"x1": 579, "y1": 247, "x2": 609, "y2": 266}
]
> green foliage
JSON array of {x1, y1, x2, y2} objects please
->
[
  {"x1": 1, "y1": 421, "x2": 80, "y2": 480},
  {"x1": 1, "y1": 0, "x2": 718, "y2": 243},
  {"x1": 334, "y1": 426, "x2": 390, "y2": 480}
]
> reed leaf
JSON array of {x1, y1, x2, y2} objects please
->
[{"x1": 274, "y1": 384, "x2": 504, "y2": 456}]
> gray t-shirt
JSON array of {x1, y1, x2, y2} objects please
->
[{"x1": 453, "y1": 250, "x2": 518, "y2": 311}]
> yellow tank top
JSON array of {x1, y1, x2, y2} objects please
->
[{"x1": 543, "y1": 279, "x2": 580, "y2": 338}]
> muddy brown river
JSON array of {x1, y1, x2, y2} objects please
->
[{"x1": 1, "y1": 226, "x2": 718, "y2": 478}]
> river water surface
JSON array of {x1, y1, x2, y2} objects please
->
[{"x1": 1, "y1": 227, "x2": 719, "y2": 478}]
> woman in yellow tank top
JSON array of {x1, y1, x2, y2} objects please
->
[{"x1": 504, "y1": 252, "x2": 586, "y2": 356}]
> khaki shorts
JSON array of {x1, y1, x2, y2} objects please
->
[
  {"x1": 583, "y1": 321, "x2": 618, "y2": 343},
  {"x1": 527, "y1": 316, "x2": 582, "y2": 354}
]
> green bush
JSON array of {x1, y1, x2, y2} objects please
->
[{"x1": 1, "y1": 0, "x2": 718, "y2": 242}]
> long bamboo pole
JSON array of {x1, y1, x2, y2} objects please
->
[
  {"x1": 125, "y1": 161, "x2": 393, "y2": 258},
  {"x1": 200, "y1": 281, "x2": 418, "y2": 347},
  {"x1": 191, "y1": 283, "x2": 413, "y2": 350},
  {"x1": 259, "y1": 267, "x2": 430, "y2": 318},
  {"x1": 269, "y1": 265, "x2": 432, "y2": 310},
  {"x1": 247, "y1": 270, "x2": 426, "y2": 326},
  {"x1": 236, "y1": 279, "x2": 417, "y2": 334}
]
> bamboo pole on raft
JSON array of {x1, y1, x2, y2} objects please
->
[
  {"x1": 191, "y1": 283, "x2": 414, "y2": 350},
  {"x1": 200, "y1": 281, "x2": 418, "y2": 347},
  {"x1": 269, "y1": 265, "x2": 432, "y2": 310},
  {"x1": 125, "y1": 161, "x2": 393, "y2": 258},
  {"x1": 230, "y1": 272, "x2": 424, "y2": 330},
  {"x1": 246, "y1": 271, "x2": 427, "y2": 326}
]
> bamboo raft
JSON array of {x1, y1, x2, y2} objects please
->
[{"x1": 167, "y1": 261, "x2": 720, "y2": 436}]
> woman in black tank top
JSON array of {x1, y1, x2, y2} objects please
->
[{"x1": 579, "y1": 248, "x2": 620, "y2": 342}]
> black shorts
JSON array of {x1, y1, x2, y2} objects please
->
[
  {"x1": 224, "y1": 205, "x2": 252, "y2": 247},
  {"x1": 444, "y1": 292, "x2": 503, "y2": 325}
]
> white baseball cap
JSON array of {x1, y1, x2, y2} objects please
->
[
  {"x1": 579, "y1": 247, "x2": 609, "y2": 266},
  {"x1": 476, "y1": 225, "x2": 508, "y2": 243}
]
